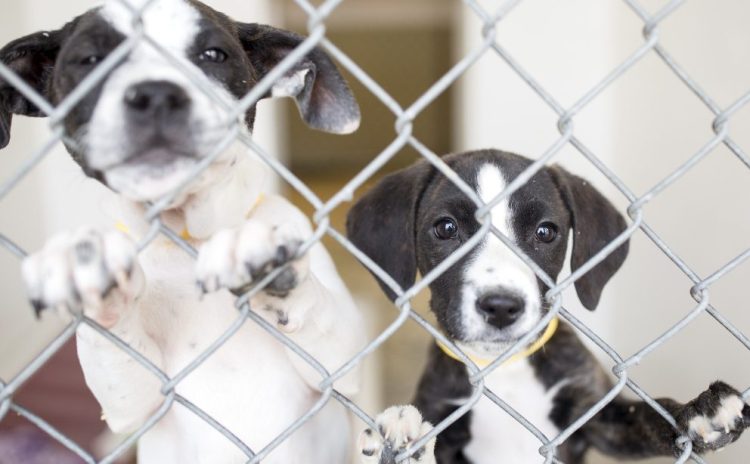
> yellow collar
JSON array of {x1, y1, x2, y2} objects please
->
[
  {"x1": 437, "y1": 317, "x2": 559, "y2": 368},
  {"x1": 115, "y1": 193, "x2": 265, "y2": 241}
]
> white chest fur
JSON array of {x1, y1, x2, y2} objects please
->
[
  {"x1": 79, "y1": 239, "x2": 348, "y2": 464},
  {"x1": 145, "y1": 245, "x2": 349, "y2": 464},
  {"x1": 464, "y1": 359, "x2": 560, "y2": 464}
]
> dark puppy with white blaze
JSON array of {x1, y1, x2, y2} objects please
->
[
  {"x1": 348, "y1": 149, "x2": 750, "y2": 463},
  {"x1": 2, "y1": 0, "x2": 365, "y2": 462}
]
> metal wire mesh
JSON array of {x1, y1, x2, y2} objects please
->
[{"x1": 0, "y1": 0, "x2": 748, "y2": 463}]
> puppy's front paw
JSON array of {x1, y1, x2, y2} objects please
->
[
  {"x1": 358, "y1": 406, "x2": 436, "y2": 464},
  {"x1": 21, "y1": 228, "x2": 142, "y2": 328},
  {"x1": 196, "y1": 220, "x2": 309, "y2": 298},
  {"x1": 678, "y1": 381, "x2": 750, "y2": 453}
]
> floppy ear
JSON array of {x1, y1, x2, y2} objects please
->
[
  {"x1": 550, "y1": 166, "x2": 629, "y2": 310},
  {"x1": 0, "y1": 29, "x2": 63, "y2": 149},
  {"x1": 236, "y1": 23, "x2": 360, "y2": 135},
  {"x1": 346, "y1": 162, "x2": 432, "y2": 301}
]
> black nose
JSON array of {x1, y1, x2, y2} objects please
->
[
  {"x1": 476, "y1": 292, "x2": 525, "y2": 330},
  {"x1": 124, "y1": 81, "x2": 190, "y2": 120}
]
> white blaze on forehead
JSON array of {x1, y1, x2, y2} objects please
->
[
  {"x1": 101, "y1": 0, "x2": 201, "y2": 53},
  {"x1": 476, "y1": 163, "x2": 514, "y2": 239},
  {"x1": 458, "y1": 163, "x2": 542, "y2": 346}
]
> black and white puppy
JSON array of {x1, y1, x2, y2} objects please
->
[
  {"x1": 347, "y1": 149, "x2": 750, "y2": 463},
  {"x1": 2, "y1": 0, "x2": 364, "y2": 462}
]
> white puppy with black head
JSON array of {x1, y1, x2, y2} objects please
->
[{"x1": 0, "y1": 0, "x2": 364, "y2": 462}]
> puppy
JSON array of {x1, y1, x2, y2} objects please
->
[
  {"x1": 1, "y1": 0, "x2": 364, "y2": 462},
  {"x1": 347, "y1": 149, "x2": 749, "y2": 463}
]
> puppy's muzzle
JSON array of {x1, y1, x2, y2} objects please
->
[
  {"x1": 476, "y1": 291, "x2": 525, "y2": 330},
  {"x1": 124, "y1": 80, "x2": 191, "y2": 127},
  {"x1": 120, "y1": 80, "x2": 197, "y2": 166}
]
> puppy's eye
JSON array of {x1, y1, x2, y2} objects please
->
[
  {"x1": 434, "y1": 218, "x2": 458, "y2": 240},
  {"x1": 79, "y1": 55, "x2": 102, "y2": 66},
  {"x1": 535, "y1": 222, "x2": 558, "y2": 243},
  {"x1": 199, "y1": 48, "x2": 228, "y2": 63}
]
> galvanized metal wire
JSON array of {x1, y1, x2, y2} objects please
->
[{"x1": 0, "y1": 0, "x2": 748, "y2": 463}]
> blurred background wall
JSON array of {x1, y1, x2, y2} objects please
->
[{"x1": 1, "y1": 0, "x2": 748, "y2": 463}]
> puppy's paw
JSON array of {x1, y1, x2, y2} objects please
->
[
  {"x1": 21, "y1": 228, "x2": 142, "y2": 328},
  {"x1": 196, "y1": 220, "x2": 309, "y2": 298},
  {"x1": 678, "y1": 381, "x2": 750, "y2": 453},
  {"x1": 358, "y1": 406, "x2": 436, "y2": 464}
]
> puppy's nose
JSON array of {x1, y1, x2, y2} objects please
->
[
  {"x1": 124, "y1": 81, "x2": 190, "y2": 120},
  {"x1": 476, "y1": 292, "x2": 525, "y2": 329}
]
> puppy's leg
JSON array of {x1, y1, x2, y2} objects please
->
[
  {"x1": 22, "y1": 228, "x2": 165, "y2": 433},
  {"x1": 195, "y1": 194, "x2": 364, "y2": 394},
  {"x1": 412, "y1": 347, "x2": 474, "y2": 464},
  {"x1": 583, "y1": 381, "x2": 750, "y2": 458},
  {"x1": 357, "y1": 405, "x2": 436, "y2": 464}
]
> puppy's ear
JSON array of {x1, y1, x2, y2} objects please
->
[
  {"x1": 550, "y1": 166, "x2": 629, "y2": 310},
  {"x1": 347, "y1": 162, "x2": 432, "y2": 302},
  {"x1": 236, "y1": 23, "x2": 360, "y2": 134},
  {"x1": 0, "y1": 29, "x2": 63, "y2": 149}
]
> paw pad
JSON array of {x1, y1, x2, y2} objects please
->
[
  {"x1": 21, "y1": 228, "x2": 140, "y2": 326},
  {"x1": 195, "y1": 221, "x2": 308, "y2": 296},
  {"x1": 679, "y1": 381, "x2": 749, "y2": 452},
  {"x1": 358, "y1": 405, "x2": 435, "y2": 464}
]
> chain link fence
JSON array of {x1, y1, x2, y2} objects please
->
[{"x1": 0, "y1": 0, "x2": 748, "y2": 463}]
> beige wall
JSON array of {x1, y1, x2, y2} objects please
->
[{"x1": 457, "y1": 1, "x2": 750, "y2": 462}]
